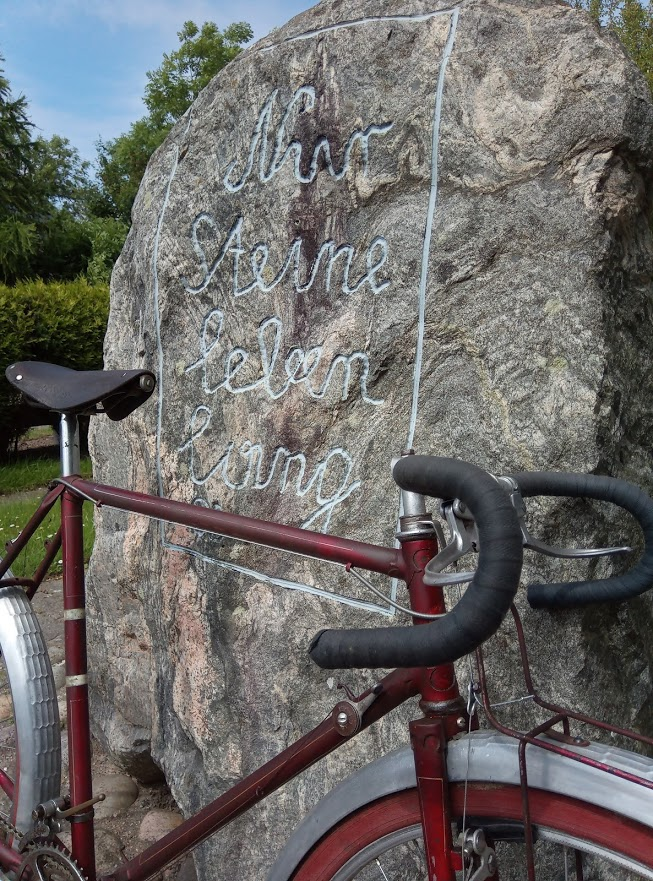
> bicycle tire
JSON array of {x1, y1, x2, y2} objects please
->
[
  {"x1": 291, "y1": 786, "x2": 653, "y2": 880},
  {"x1": 0, "y1": 584, "x2": 61, "y2": 837}
]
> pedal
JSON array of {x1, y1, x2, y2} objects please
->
[{"x1": 32, "y1": 793, "x2": 106, "y2": 829}]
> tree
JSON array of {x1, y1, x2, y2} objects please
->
[
  {"x1": 0, "y1": 20, "x2": 252, "y2": 282},
  {"x1": 31, "y1": 134, "x2": 92, "y2": 215},
  {"x1": 0, "y1": 58, "x2": 33, "y2": 215},
  {"x1": 0, "y1": 129, "x2": 96, "y2": 283},
  {"x1": 0, "y1": 54, "x2": 102, "y2": 283},
  {"x1": 95, "y1": 118, "x2": 169, "y2": 225},
  {"x1": 84, "y1": 216, "x2": 129, "y2": 284},
  {"x1": 26, "y1": 135, "x2": 97, "y2": 280},
  {"x1": 144, "y1": 21, "x2": 253, "y2": 127},
  {"x1": 571, "y1": 0, "x2": 653, "y2": 92},
  {"x1": 0, "y1": 55, "x2": 38, "y2": 282},
  {"x1": 96, "y1": 20, "x2": 252, "y2": 225}
]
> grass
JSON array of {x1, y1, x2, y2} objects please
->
[
  {"x1": 24, "y1": 426, "x2": 56, "y2": 441},
  {"x1": 0, "y1": 455, "x2": 92, "y2": 495},
  {"x1": 0, "y1": 497, "x2": 95, "y2": 578},
  {"x1": 0, "y1": 450, "x2": 94, "y2": 576}
]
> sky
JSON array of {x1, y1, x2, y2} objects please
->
[{"x1": 0, "y1": 0, "x2": 314, "y2": 166}]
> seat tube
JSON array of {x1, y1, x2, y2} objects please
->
[
  {"x1": 60, "y1": 413, "x2": 81, "y2": 477},
  {"x1": 60, "y1": 415, "x2": 96, "y2": 880}
]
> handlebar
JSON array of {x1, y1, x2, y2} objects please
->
[
  {"x1": 308, "y1": 456, "x2": 523, "y2": 670},
  {"x1": 510, "y1": 471, "x2": 653, "y2": 609}
]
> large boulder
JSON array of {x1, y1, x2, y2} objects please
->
[{"x1": 88, "y1": 0, "x2": 653, "y2": 877}]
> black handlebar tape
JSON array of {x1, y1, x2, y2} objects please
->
[
  {"x1": 308, "y1": 457, "x2": 523, "y2": 670},
  {"x1": 510, "y1": 471, "x2": 653, "y2": 609}
]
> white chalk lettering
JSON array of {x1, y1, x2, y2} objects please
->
[
  {"x1": 186, "y1": 311, "x2": 383, "y2": 405},
  {"x1": 223, "y1": 86, "x2": 393, "y2": 192},
  {"x1": 182, "y1": 213, "x2": 389, "y2": 299},
  {"x1": 175, "y1": 82, "x2": 396, "y2": 538},
  {"x1": 178, "y1": 406, "x2": 360, "y2": 531}
]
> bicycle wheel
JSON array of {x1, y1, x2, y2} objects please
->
[
  {"x1": 0, "y1": 585, "x2": 61, "y2": 839},
  {"x1": 291, "y1": 785, "x2": 653, "y2": 880}
]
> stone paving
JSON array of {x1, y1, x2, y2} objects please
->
[{"x1": 31, "y1": 579, "x2": 196, "y2": 880}]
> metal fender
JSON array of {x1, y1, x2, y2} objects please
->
[{"x1": 266, "y1": 729, "x2": 653, "y2": 881}]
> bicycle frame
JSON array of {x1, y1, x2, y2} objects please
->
[{"x1": 0, "y1": 419, "x2": 471, "y2": 881}]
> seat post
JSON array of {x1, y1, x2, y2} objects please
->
[{"x1": 60, "y1": 413, "x2": 80, "y2": 476}]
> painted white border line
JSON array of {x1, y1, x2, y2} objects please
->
[
  {"x1": 260, "y1": 9, "x2": 458, "y2": 51},
  {"x1": 407, "y1": 5, "x2": 459, "y2": 449},
  {"x1": 165, "y1": 542, "x2": 396, "y2": 615},
  {"x1": 152, "y1": 8, "x2": 461, "y2": 613}
]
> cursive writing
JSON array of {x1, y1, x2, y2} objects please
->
[
  {"x1": 182, "y1": 214, "x2": 389, "y2": 299},
  {"x1": 178, "y1": 406, "x2": 360, "y2": 531},
  {"x1": 223, "y1": 85, "x2": 393, "y2": 192},
  {"x1": 185, "y1": 311, "x2": 383, "y2": 405}
]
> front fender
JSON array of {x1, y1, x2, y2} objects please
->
[
  {"x1": 267, "y1": 743, "x2": 415, "y2": 881},
  {"x1": 266, "y1": 729, "x2": 653, "y2": 880}
]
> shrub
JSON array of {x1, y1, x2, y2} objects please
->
[
  {"x1": 84, "y1": 217, "x2": 129, "y2": 285},
  {"x1": 0, "y1": 278, "x2": 109, "y2": 457}
]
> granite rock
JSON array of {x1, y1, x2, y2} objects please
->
[
  {"x1": 138, "y1": 809, "x2": 184, "y2": 842},
  {"x1": 93, "y1": 773, "x2": 139, "y2": 820},
  {"x1": 87, "y1": 1, "x2": 653, "y2": 878}
]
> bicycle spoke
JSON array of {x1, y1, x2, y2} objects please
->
[
  {"x1": 373, "y1": 858, "x2": 390, "y2": 880},
  {"x1": 0, "y1": 663, "x2": 15, "y2": 816}
]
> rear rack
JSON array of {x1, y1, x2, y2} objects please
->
[{"x1": 475, "y1": 604, "x2": 653, "y2": 881}]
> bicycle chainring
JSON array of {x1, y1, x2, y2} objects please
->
[{"x1": 17, "y1": 841, "x2": 87, "y2": 881}]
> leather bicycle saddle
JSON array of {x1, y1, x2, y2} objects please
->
[{"x1": 6, "y1": 361, "x2": 156, "y2": 421}]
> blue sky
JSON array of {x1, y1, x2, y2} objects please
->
[{"x1": 0, "y1": 0, "x2": 313, "y2": 166}]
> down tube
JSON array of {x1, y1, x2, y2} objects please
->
[{"x1": 102, "y1": 667, "x2": 422, "y2": 881}]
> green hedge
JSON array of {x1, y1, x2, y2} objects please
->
[{"x1": 0, "y1": 279, "x2": 109, "y2": 456}]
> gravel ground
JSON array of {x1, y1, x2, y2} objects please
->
[{"x1": 30, "y1": 579, "x2": 196, "y2": 880}]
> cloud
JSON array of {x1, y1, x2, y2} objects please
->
[
  {"x1": 27, "y1": 100, "x2": 142, "y2": 164},
  {"x1": 2, "y1": 0, "x2": 310, "y2": 40}
]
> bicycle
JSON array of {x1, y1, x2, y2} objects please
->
[{"x1": 0, "y1": 358, "x2": 652, "y2": 881}]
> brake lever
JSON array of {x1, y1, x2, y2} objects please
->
[
  {"x1": 423, "y1": 477, "x2": 632, "y2": 589},
  {"x1": 426, "y1": 569, "x2": 475, "y2": 585},
  {"x1": 497, "y1": 477, "x2": 632, "y2": 560},
  {"x1": 522, "y1": 535, "x2": 631, "y2": 559},
  {"x1": 423, "y1": 503, "x2": 479, "y2": 585}
]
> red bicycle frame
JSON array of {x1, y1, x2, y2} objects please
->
[{"x1": 0, "y1": 474, "x2": 470, "y2": 881}]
